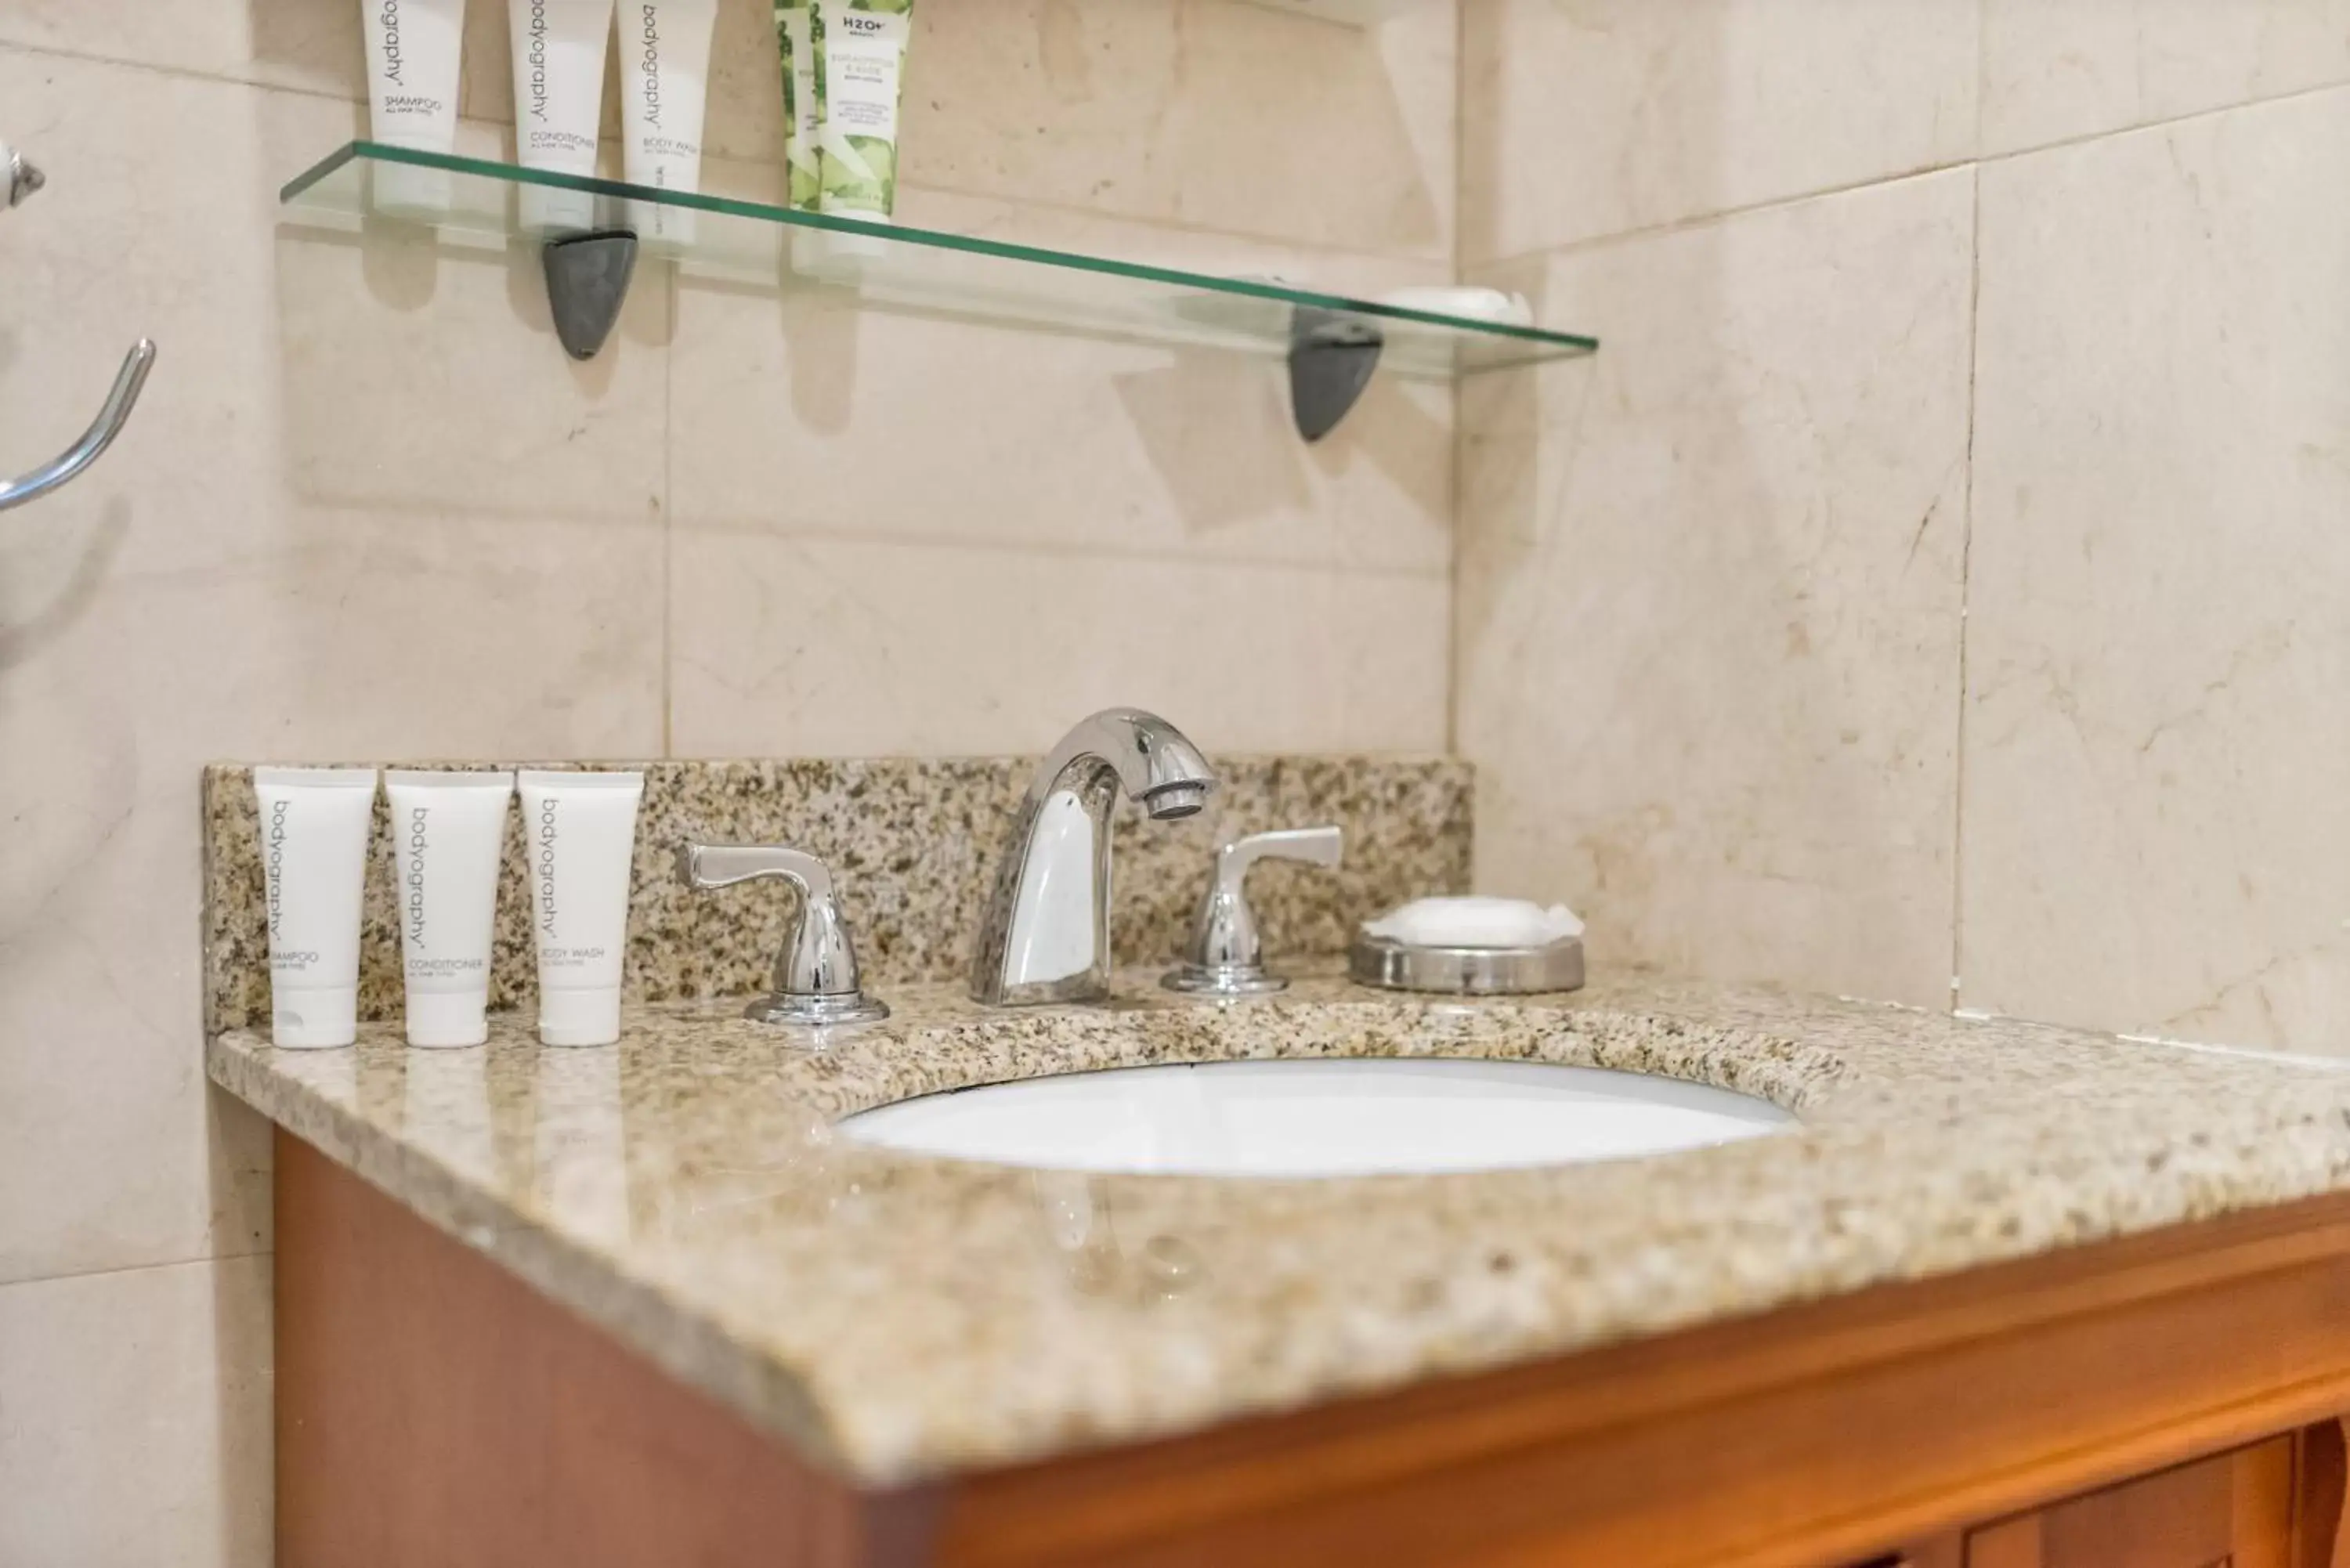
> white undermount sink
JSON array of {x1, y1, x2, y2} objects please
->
[{"x1": 838, "y1": 1057, "x2": 1795, "y2": 1179}]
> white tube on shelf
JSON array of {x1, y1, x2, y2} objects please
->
[
  {"x1": 516, "y1": 771, "x2": 644, "y2": 1046},
  {"x1": 385, "y1": 771, "x2": 515, "y2": 1049},
  {"x1": 361, "y1": 0, "x2": 466, "y2": 215},
  {"x1": 508, "y1": 0, "x2": 615, "y2": 233},
  {"x1": 252, "y1": 768, "x2": 380, "y2": 1050},
  {"x1": 620, "y1": 0, "x2": 718, "y2": 252}
]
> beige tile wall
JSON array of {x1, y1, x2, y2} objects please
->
[
  {"x1": 1962, "y1": 88, "x2": 2350, "y2": 1048},
  {"x1": 0, "y1": 2, "x2": 1455, "y2": 1558},
  {"x1": 1459, "y1": 1, "x2": 2350, "y2": 1032},
  {"x1": 20, "y1": 0, "x2": 2342, "y2": 1552},
  {"x1": 1458, "y1": 172, "x2": 1975, "y2": 1007}
]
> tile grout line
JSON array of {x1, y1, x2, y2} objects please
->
[
  {"x1": 1973, "y1": 0, "x2": 1990, "y2": 168},
  {"x1": 1475, "y1": 157, "x2": 1988, "y2": 275},
  {"x1": 0, "y1": 34, "x2": 365, "y2": 105},
  {"x1": 1450, "y1": 0, "x2": 1469, "y2": 294},
  {"x1": 1948, "y1": 163, "x2": 1985, "y2": 1021},
  {"x1": 1970, "y1": 64, "x2": 2350, "y2": 164},
  {"x1": 1468, "y1": 72, "x2": 2350, "y2": 277},
  {"x1": 661, "y1": 264, "x2": 677, "y2": 762},
  {"x1": 0, "y1": 1246, "x2": 273, "y2": 1296},
  {"x1": 1444, "y1": 0, "x2": 1469, "y2": 760},
  {"x1": 653, "y1": 516, "x2": 1456, "y2": 581},
  {"x1": 1946, "y1": 0, "x2": 1987, "y2": 1020}
]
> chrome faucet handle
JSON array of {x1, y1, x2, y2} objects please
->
[
  {"x1": 1162, "y1": 826, "x2": 1344, "y2": 999},
  {"x1": 678, "y1": 843, "x2": 890, "y2": 1027}
]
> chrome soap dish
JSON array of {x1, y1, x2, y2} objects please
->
[{"x1": 1347, "y1": 897, "x2": 1587, "y2": 997}]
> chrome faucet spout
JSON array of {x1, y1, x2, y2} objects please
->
[
  {"x1": 1034, "y1": 708, "x2": 1214, "y2": 820},
  {"x1": 971, "y1": 709, "x2": 1217, "y2": 1006}
]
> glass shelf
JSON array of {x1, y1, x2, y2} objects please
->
[{"x1": 279, "y1": 143, "x2": 1597, "y2": 381}]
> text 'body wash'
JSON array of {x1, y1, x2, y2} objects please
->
[
  {"x1": 385, "y1": 771, "x2": 514, "y2": 1049},
  {"x1": 621, "y1": 0, "x2": 718, "y2": 250}
]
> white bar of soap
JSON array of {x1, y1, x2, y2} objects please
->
[{"x1": 1361, "y1": 896, "x2": 1585, "y2": 949}]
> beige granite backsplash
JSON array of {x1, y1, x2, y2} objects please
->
[{"x1": 201, "y1": 756, "x2": 1471, "y2": 1032}]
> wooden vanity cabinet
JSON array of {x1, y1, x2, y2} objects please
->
[
  {"x1": 274, "y1": 1133, "x2": 2350, "y2": 1568},
  {"x1": 1892, "y1": 1431, "x2": 2328, "y2": 1568},
  {"x1": 1967, "y1": 1437, "x2": 2298, "y2": 1568}
]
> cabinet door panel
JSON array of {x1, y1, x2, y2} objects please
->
[{"x1": 1965, "y1": 1437, "x2": 2294, "y2": 1568}]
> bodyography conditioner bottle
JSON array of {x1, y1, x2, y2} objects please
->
[
  {"x1": 508, "y1": 0, "x2": 616, "y2": 232},
  {"x1": 385, "y1": 771, "x2": 514, "y2": 1049}
]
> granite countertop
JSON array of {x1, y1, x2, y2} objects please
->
[{"x1": 206, "y1": 968, "x2": 2350, "y2": 1487}]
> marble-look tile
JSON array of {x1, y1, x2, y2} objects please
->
[
  {"x1": 1982, "y1": 0, "x2": 2350, "y2": 156},
  {"x1": 0, "y1": 0, "x2": 365, "y2": 98},
  {"x1": 0, "y1": 1256, "x2": 273, "y2": 1568},
  {"x1": 0, "y1": 797, "x2": 278, "y2": 1284},
  {"x1": 668, "y1": 531, "x2": 1449, "y2": 758},
  {"x1": 697, "y1": 0, "x2": 793, "y2": 166},
  {"x1": 203, "y1": 756, "x2": 1473, "y2": 1029},
  {"x1": 6, "y1": 0, "x2": 1455, "y2": 270},
  {"x1": 1458, "y1": 172, "x2": 1976, "y2": 1008},
  {"x1": 662, "y1": 157, "x2": 1455, "y2": 755},
  {"x1": 0, "y1": 54, "x2": 665, "y2": 1281},
  {"x1": 689, "y1": 0, "x2": 1456, "y2": 260},
  {"x1": 1459, "y1": 0, "x2": 1980, "y2": 262},
  {"x1": 453, "y1": 0, "x2": 1460, "y2": 259},
  {"x1": 666, "y1": 172, "x2": 1455, "y2": 576},
  {"x1": 472, "y1": 0, "x2": 1461, "y2": 260},
  {"x1": 272, "y1": 237, "x2": 670, "y2": 519},
  {"x1": 1962, "y1": 92, "x2": 2350, "y2": 1052},
  {"x1": 2, "y1": 0, "x2": 609, "y2": 133},
  {"x1": 10, "y1": 0, "x2": 1457, "y2": 266}
]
